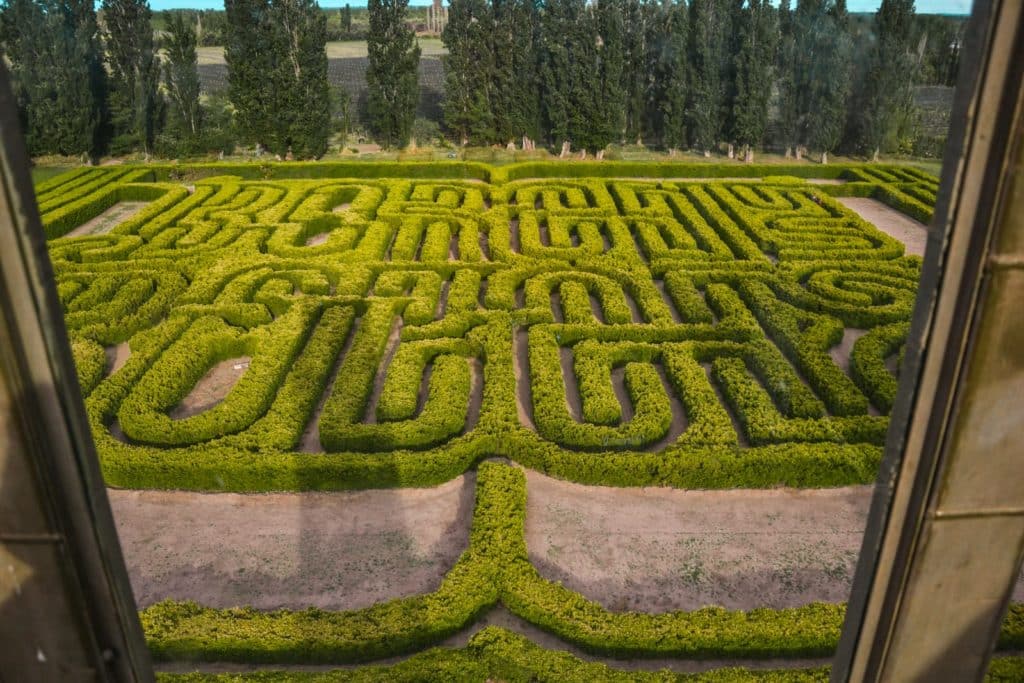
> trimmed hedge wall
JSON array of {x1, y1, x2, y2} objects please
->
[{"x1": 46, "y1": 163, "x2": 932, "y2": 492}]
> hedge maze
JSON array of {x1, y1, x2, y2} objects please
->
[
  {"x1": 44, "y1": 161, "x2": 1004, "y2": 676},
  {"x1": 40, "y1": 162, "x2": 936, "y2": 492}
]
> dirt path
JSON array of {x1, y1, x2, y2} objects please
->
[
  {"x1": 104, "y1": 342, "x2": 131, "y2": 376},
  {"x1": 111, "y1": 474, "x2": 474, "y2": 610},
  {"x1": 837, "y1": 197, "x2": 929, "y2": 256},
  {"x1": 112, "y1": 466, "x2": 1024, "y2": 621},
  {"x1": 65, "y1": 201, "x2": 147, "y2": 238},
  {"x1": 168, "y1": 357, "x2": 250, "y2": 419},
  {"x1": 525, "y1": 471, "x2": 871, "y2": 612},
  {"x1": 513, "y1": 327, "x2": 536, "y2": 431},
  {"x1": 829, "y1": 328, "x2": 867, "y2": 376}
]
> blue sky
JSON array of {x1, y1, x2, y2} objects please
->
[{"x1": 148, "y1": 0, "x2": 972, "y2": 14}]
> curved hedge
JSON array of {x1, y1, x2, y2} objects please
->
[{"x1": 44, "y1": 163, "x2": 931, "y2": 491}]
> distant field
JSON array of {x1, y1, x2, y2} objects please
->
[
  {"x1": 196, "y1": 42, "x2": 446, "y2": 123},
  {"x1": 195, "y1": 39, "x2": 447, "y2": 65}
]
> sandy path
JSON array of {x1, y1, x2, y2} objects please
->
[
  {"x1": 837, "y1": 197, "x2": 929, "y2": 256},
  {"x1": 829, "y1": 328, "x2": 867, "y2": 375},
  {"x1": 104, "y1": 342, "x2": 131, "y2": 376},
  {"x1": 513, "y1": 327, "x2": 536, "y2": 430},
  {"x1": 113, "y1": 465, "x2": 1024, "y2": 626},
  {"x1": 111, "y1": 474, "x2": 474, "y2": 610},
  {"x1": 168, "y1": 357, "x2": 250, "y2": 419},
  {"x1": 525, "y1": 472, "x2": 872, "y2": 612},
  {"x1": 65, "y1": 201, "x2": 147, "y2": 238}
]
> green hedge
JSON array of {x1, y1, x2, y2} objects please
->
[{"x1": 143, "y1": 463, "x2": 1023, "y2": 665}]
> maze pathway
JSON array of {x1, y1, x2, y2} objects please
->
[{"x1": 40, "y1": 163, "x2": 937, "y2": 492}]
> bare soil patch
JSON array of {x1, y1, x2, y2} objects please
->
[
  {"x1": 65, "y1": 201, "x2": 147, "y2": 238},
  {"x1": 168, "y1": 356, "x2": 250, "y2": 420},
  {"x1": 305, "y1": 232, "x2": 330, "y2": 246},
  {"x1": 837, "y1": 197, "x2": 929, "y2": 256},
  {"x1": 104, "y1": 342, "x2": 131, "y2": 376},
  {"x1": 829, "y1": 328, "x2": 867, "y2": 375},
  {"x1": 807, "y1": 178, "x2": 846, "y2": 185},
  {"x1": 332, "y1": 202, "x2": 352, "y2": 213},
  {"x1": 525, "y1": 470, "x2": 872, "y2": 612},
  {"x1": 110, "y1": 474, "x2": 474, "y2": 610},
  {"x1": 513, "y1": 327, "x2": 536, "y2": 431}
]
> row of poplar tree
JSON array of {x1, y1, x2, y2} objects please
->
[
  {"x1": 442, "y1": 0, "x2": 924, "y2": 160},
  {"x1": 0, "y1": 0, "x2": 927, "y2": 161},
  {"x1": 0, "y1": 0, "x2": 219, "y2": 159},
  {"x1": 0, "y1": 0, "x2": 420, "y2": 159}
]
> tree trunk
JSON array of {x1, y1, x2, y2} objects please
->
[
  {"x1": 795, "y1": 146, "x2": 803, "y2": 161},
  {"x1": 744, "y1": 146, "x2": 754, "y2": 163},
  {"x1": 596, "y1": 149, "x2": 604, "y2": 160},
  {"x1": 727, "y1": 143, "x2": 734, "y2": 159},
  {"x1": 506, "y1": 141, "x2": 516, "y2": 152},
  {"x1": 578, "y1": 149, "x2": 586, "y2": 160},
  {"x1": 784, "y1": 146, "x2": 792, "y2": 159},
  {"x1": 560, "y1": 140, "x2": 571, "y2": 158},
  {"x1": 668, "y1": 148, "x2": 677, "y2": 157},
  {"x1": 703, "y1": 149, "x2": 711, "y2": 158},
  {"x1": 820, "y1": 151, "x2": 828, "y2": 164},
  {"x1": 872, "y1": 148, "x2": 880, "y2": 162}
]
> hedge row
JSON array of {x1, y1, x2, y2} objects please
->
[
  {"x1": 155, "y1": 627, "x2": 836, "y2": 682},
  {"x1": 43, "y1": 164, "x2": 928, "y2": 490},
  {"x1": 142, "y1": 462, "x2": 1024, "y2": 664}
]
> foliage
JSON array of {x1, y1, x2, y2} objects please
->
[
  {"x1": 685, "y1": 0, "x2": 729, "y2": 153},
  {"x1": 35, "y1": 161, "x2": 940, "y2": 493},
  {"x1": 1, "y1": 0, "x2": 107, "y2": 157},
  {"x1": 163, "y1": 13, "x2": 203, "y2": 142},
  {"x1": 853, "y1": 0, "x2": 919, "y2": 157},
  {"x1": 366, "y1": 0, "x2": 421, "y2": 148},
  {"x1": 102, "y1": 0, "x2": 162, "y2": 155},
  {"x1": 224, "y1": 0, "x2": 331, "y2": 158},
  {"x1": 729, "y1": 0, "x2": 777, "y2": 152}
]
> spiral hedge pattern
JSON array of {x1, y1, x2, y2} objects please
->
[{"x1": 41, "y1": 162, "x2": 936, "y2": 492}]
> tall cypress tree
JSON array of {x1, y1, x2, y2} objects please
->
[
  {"x1": 442, "y1": 0, "x2": 495, "y2": 144},
  {"x1": 730, "y1": 0, "x2": 777, "y2": 161},
  {"x1": 686, "y1": 0, "x2": 728, "y2": 155},
  {"x1": 342, "y1": 3, "x2": 353, "y2": 34},
  {"x1": 270, "y1": 0, "x2": 331, "y2": 158},
  {"x1": 163, "y1": 12, "x2": 202, "y2": 139},
  {"x1": 592, "y1": 0, "x2": 626, "y2": 153},
  {"x1": 538, "y1": 0, "x2": 576, "y2": 149},
  {"x1": 366, "y1": 0, "x2": 421, "y2": 148},
  {"x1": 5, "y1": 0, "x2": 108, "y2": 157},
  {"x1": 102, "y1": 0, "x2": 161, "y2": 155},
  {"x1": 1, "y1": 0, "x2": 47, "y2": 151},
  {"x1": 621, "y1": 0, "x2": 646, "y2": 144},
  {"x1": 225, "y1": 0, "x2": 275, "y2": 147},
  {"x1": 492, "y1": 0, "x2": 540, "y2": 146},
  {"x1": 225, "y1": 0, "x2": 329, "y2": 157},
  {"x1": 796, "y1": 0, "x2": 851, "y2": 162},
  {"x1": 855, "y1": 0, "x2": 917, "y2": 159},
  {"x1": 652, "y1": 0, "x2": 688, "y2": 152},
  {"x1": 775, "y1": 0, "x2": 800, "y2": 157}
]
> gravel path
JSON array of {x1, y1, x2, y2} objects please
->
[
  {"x1": 837, "y1": 197, "x2": 929, "y2": 256},
  {"x1": 112, "y1": 468, "x2": 1024, "y2": 614},
  {"x1": 112, "y1": 474, "x2": 474, "y2": 610}
]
